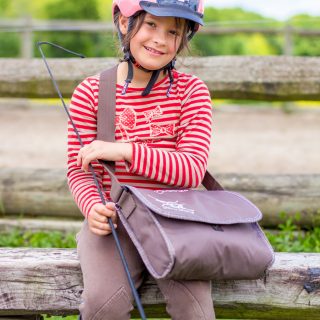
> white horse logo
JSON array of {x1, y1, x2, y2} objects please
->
[{"x1": 148, "y1": 195, "x2": 195, "y2": 214}]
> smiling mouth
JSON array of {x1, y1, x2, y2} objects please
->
[{"x1": 144, "y1": 46, "x2": 164, "y2": 55}]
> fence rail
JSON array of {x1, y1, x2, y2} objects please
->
[
  {"x1": 1, "y1": 18, "x2": 320, "y2": 58},
  {"x1": 1, "y1": 168, "x2": 319, "y2": 228},
  {"x1": 1, "y1": 56, "x2": 319, "y2": 100}
]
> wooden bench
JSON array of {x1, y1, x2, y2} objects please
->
[{"x1": 0, "y1": 249, "x2": 320, "y2": 319}]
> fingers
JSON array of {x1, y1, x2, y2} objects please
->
[
  {"x1": 88, "y1": 203, "x2": 118, "y2": 236},
  {"x1": 91, "y1": 217, "x2": 115, "y2": 232},
  {"x1": 89, "y1": 216, "x2": 117, "y2": 236},
  {"x1": 94, "y1": 203, "x2": 116, "y2": 219},
  {"x1": 76, "y1": 141, "x2": 128, "y2": 172},
  {"x1": 77, "y1": 140, "x2": 107, "y2": 172},
  {"x1": 90, "y1": 228, "x2": 111, "y2": 236},
  {"x1": 76, "y1": 145, "x2": 96, "y2": 172}
]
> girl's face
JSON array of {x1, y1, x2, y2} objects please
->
[{"x1": 120, "y1": 13, "x2": 185, "y2": 71}]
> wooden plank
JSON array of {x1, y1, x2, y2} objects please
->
[
  {"x1": 0, "y1": 57, "x2": 319, "y2": 100},
  {"x1": 0, "y1": 218, "x2": 82, "y2": 233},
  {"x1": 0, "y1": 249, "x2": 319, "y2": 319},
  {"x1": 0, "y1": 168, "x2": 319, "y2": 227}
]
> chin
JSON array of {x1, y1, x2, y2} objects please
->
[{"x1": 136, "y1": 59, "x2": 170, "y2": 71}]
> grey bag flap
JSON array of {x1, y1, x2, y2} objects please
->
[{"x1": 126, "y1": 186, "x2": 262, "y2": 224}]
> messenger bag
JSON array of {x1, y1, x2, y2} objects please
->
[{"x1": 96, "y1": 65, "x2": 275, "y2": 280}]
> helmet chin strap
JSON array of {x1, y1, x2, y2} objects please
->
[{"x1": 122, "y1": 50, "x2": 175, "y2": 97}]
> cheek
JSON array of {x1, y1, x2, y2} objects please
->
[
  {"x1": 129, "y1": 37, "x2": 141, "y2": 56},
  {"x1": 169, "y1": 37, "x2": 182, "y2": 54},
  {"x1": 131, "y1": 28, "x2": 149, "y2": 44}
]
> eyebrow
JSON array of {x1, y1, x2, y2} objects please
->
[{"x1": 145, "y1": 14, "x2": 184, "y2": 30}]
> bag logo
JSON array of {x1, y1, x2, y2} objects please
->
[
  {"x1": 148, "y1": 195, "x2": 195, "y2": 214},
  {"x1": 154, "y1": 189, "x2": 188, "y2": 195}
]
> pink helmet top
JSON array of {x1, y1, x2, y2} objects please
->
[{"x1": 113, "y1": 0, "x2": 204, "y2": 30}]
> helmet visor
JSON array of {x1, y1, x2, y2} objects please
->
[{"x1": 140, "y1": 0, "x2": 204, "y2": 26}]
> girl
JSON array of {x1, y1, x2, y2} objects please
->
[{"x1": 68, "y1": 0, "x2": 215, "y2": 319}]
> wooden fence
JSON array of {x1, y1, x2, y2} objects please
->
[{"x1": 0, "y1": 56, "x2": 320, "y2": 318}]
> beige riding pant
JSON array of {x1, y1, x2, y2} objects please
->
[{"x1": 76, "y1": 220, "x2": 215, "y2": 320}]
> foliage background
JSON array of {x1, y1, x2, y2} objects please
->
[{"x1": 0, "y1": 0, "x2": 319, "y2": 58}]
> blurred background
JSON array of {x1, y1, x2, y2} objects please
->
[{"x1": 1, "y1": 0, "x2": 319, "y2": 58}]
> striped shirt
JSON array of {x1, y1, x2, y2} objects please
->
[{"x1": 67, "y1": 69, "x2": 213, "y2": 218}]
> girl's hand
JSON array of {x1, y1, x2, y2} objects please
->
[
  {"x1": 88, "y1": 202, "x2": 117, "y2": 236},
  {"x1": 77, "y1": 140, "x2": 132, "y2": 172}
]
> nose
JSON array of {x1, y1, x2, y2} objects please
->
[{"x1": 152, "y1": 29, "x2": 167, "y2": 46}]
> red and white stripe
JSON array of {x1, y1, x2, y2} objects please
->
[{"x1": 67, "y1": 69, "x2": 213, "y2": 218}]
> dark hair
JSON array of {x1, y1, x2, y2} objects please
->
[{"x1": 113, "y1": 8, "x2": 193, "y2": 56}]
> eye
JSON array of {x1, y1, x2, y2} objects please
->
[
  {"x1": 146, "y1": 21, "x2": 156, "y2": 28},
  {"x1": 169, "y1": 30, "x2": 179, "y2": 36}
]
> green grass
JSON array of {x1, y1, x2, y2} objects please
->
[
  {"x1": 265, "y1": 213, "x2": 320, "y2": 252},
  {"x1": 0, "y1": 229, "x2": 76, "y2": 248},
  {"x1": 1, "y1": 214, "x2": 320, "y2": 252}
]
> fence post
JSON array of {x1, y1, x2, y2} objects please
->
[
  {"x1": 283, "y1": 23, "x2": 293, "y2": 56},
  {"x1": 21, "y1": 16, "x2": 33, "y2": 59}
]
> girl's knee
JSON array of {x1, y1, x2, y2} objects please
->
[
  {"x1": 162, "y1": 280, "x2": 215, "y2": 320},
  {"x1": 80, "y1": 286, "x2": 133, "y2": 320}
]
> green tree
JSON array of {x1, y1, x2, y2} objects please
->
[
  {"x1": 96, "y1": 0, "x2": 113, "y2": 21},
  {"x1": 34, "y1": 0, "x2": 117, "y2": 58},
  {"x1": 243, "y1": 33, "x2": 275, "y2": 55},
  {"x1": 45, "y1": 0, "x2": 99, "y2": 20},
  {"x1": 289, "y1": 14, "x2": 320, "y2": 56},
  {"x1": 192, "y1": 7, "x2": 282, "y2": 56},
  {"x1": 204, "y1": 7, "x2": 274, "y2": 25},
  {"x1": 0, "y1": 0, "x2": 10, "y2": 14},
  {"x1": 0, "y1": 32, "x2": 20, "y2": 57}
]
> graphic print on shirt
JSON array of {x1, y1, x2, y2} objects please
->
[
  {"x1": 116, "y1": 105, "x2": 176, "y2": 142},
  {"x1": 115, "y1": 107, "x2": 137, "y2": 141},
  {"x1": 143, "y1": 105, "x2": 175, "y2": 139},
  {"x1": 150, "y1": 123, "x2": 175, "y2": 137},
  {"x1": 143, "y1": 105, "x2": 163, "y2": 123}
]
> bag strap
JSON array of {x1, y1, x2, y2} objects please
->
[
  {"x1": 97, "y1": 65, "x2": 117, "y2": 143},
  {"x1": 97, "y1": 65, "x2": 223, "y2": 191},
  {"x1": 96, "y1": 65, "x2": 118, "y2": 189}
]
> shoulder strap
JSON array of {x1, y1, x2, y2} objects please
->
[
  {"x1": 97, "y1": 65, "x2": 223, "y2": 191},
  {"x1": 97, "y1": 65, "x2": 118, "y2": 142},
  {"x1": 97, "y1": 65, "x2": 118, "y2": 176}
]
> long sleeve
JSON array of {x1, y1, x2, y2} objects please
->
[
  {"x1": 67, "y1": 76, "x2": 105, "y2": 218},
  {"x1": 127, "y1": 77, "x2": 212, "y2": 188}
]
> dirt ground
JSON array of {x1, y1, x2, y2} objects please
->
[{"x1": 0, "y1": 99, "x2": 319, "y2": 174}]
